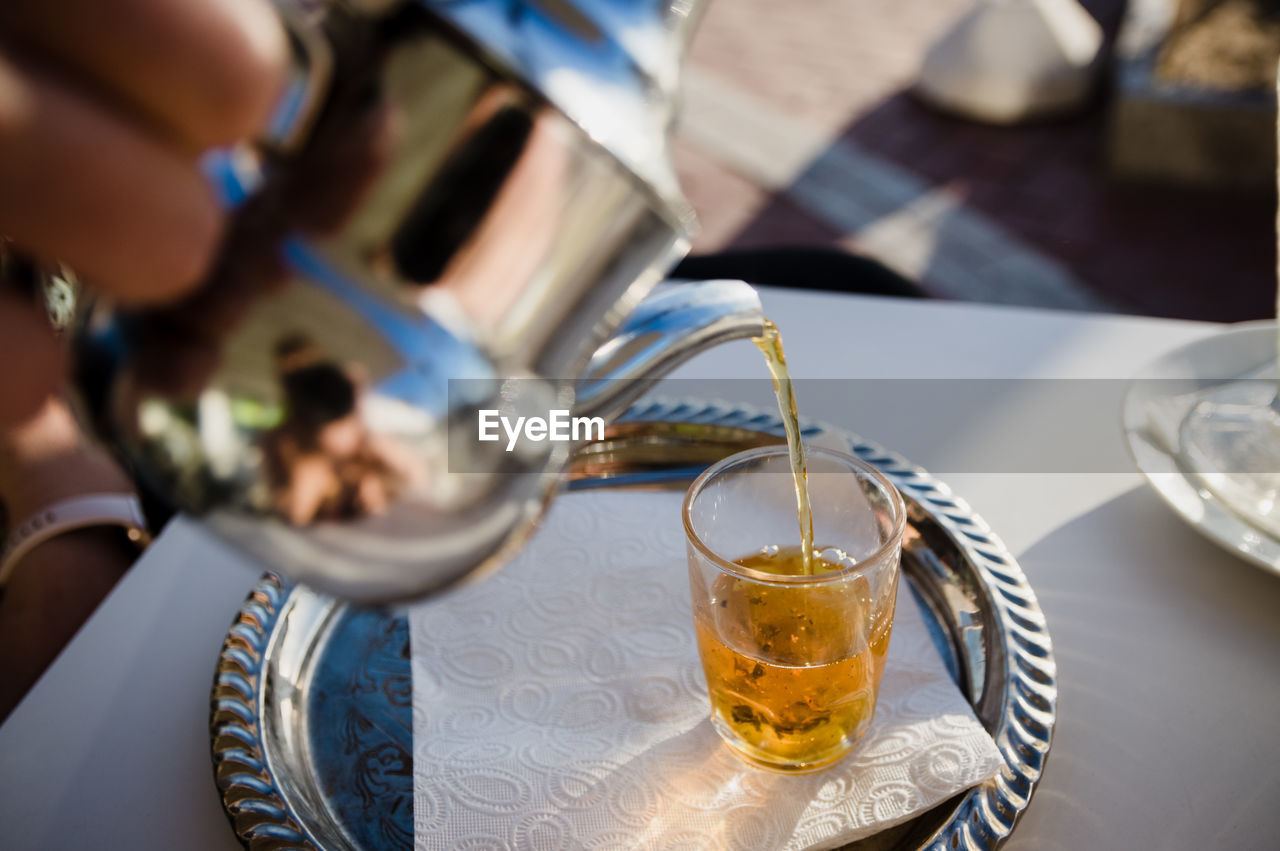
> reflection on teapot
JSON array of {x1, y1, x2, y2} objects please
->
[{"x1": 69, "y1": 0, "x2": 763, "y2": 603}]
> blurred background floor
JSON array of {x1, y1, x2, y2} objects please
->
[{"x1": 674, "y1": 0, "x2": 1277, "y2": 321}]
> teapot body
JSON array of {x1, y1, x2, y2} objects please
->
[{"x1": 70, "y1": 0, "x2": 756, "y2": 603}]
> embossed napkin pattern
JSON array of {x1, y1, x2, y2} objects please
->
[{"x1": 410, "y1": 490, "x2": 1003, "y2": 850}]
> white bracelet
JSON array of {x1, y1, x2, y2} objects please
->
[{"x1": 0, "y1": 493, "x2": 151, "y2": 586}]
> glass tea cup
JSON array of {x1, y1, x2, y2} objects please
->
[{"x1": 683, "y1": 446, "x2": 906, "y2": 773}]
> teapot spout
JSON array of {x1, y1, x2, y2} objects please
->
[{"x1": 575, "y1": 279, "x2": 764, "y2": 421}]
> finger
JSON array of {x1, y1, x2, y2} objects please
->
[
  {"x1": 0, "y1": 290, "x2": 63, "y2": 426},
  {"x1": 0, "y1": 57, "x2": 223, "y2": 302},
  {"x1": 0, "y1": 0, "x2": 288, "y2": 150}
]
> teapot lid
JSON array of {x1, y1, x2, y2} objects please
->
[{"x1": 423, "y1": 0, "x2": 699, "y2": 235}]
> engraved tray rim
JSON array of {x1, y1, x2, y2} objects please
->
[{"x1": 211, "y1": 398, "x2": 1058, "y2": 850}]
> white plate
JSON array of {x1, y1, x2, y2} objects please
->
[{"x1": 1123, "y1": 319, "x2": 1280, "y2": 575}]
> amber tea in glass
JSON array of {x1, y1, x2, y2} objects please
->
[{"x1": 683, "y1": 446, "x2": 905, "y2": 773}]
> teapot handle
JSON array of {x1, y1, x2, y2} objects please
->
[{"x1": 5, "y1": 3, "x2": 336, "y2": 319}]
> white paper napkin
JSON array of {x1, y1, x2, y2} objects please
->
[{"x1": 410, "y1": 490, "x2": 1003, "y2": 850}]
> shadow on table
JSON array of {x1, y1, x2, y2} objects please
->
[
  {"x1": 1005, "y1": 484, "x2": 1280, "y2": 851},
  {"x1": 716, "y1": 79, "x2": 1274, "y2": 321}
]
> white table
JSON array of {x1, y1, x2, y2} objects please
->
[{"x1": 3, "y1": 289, "x2": 1278, "y2": 849}]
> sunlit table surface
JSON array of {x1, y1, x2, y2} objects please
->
[{"x1": 2, "y1": 287, "x2": 1278, "y2": 850}]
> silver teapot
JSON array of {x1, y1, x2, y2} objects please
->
[{"x1": 69, "y1": 0, "x2": 765, "y2": 603}]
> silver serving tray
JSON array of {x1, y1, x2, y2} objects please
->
[{"x1": 212, "y1": 400, "x2": 1057, "y2": 850}]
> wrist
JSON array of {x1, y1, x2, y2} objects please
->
[
  {"x1": 0, "y1": 493, "x2": 150, "y2": 586},
  {"x1": 0, "y1": 397, "x2": 133, "y2": 528}
]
